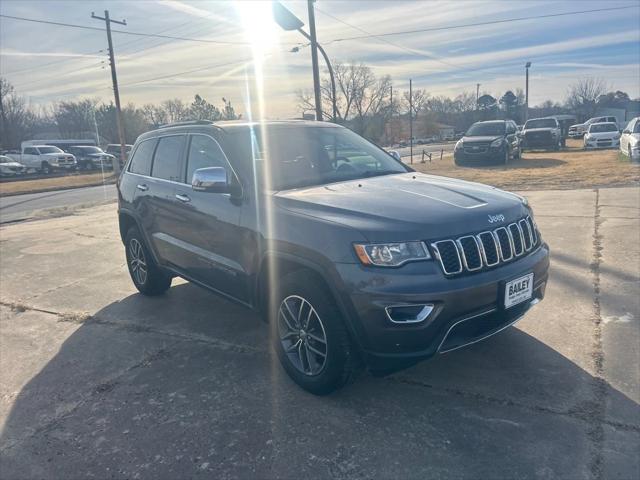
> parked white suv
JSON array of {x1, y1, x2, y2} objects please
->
[
  {"x1": 620, "y1": 117, "x2": 639, "y2": 161},
  {"x1": 583, "y1": 123, "x2": 621, "y2": 150}
]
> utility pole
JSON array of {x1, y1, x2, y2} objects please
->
[
  {"x1": 409, "y1": 79, "x2": 413, "y2": 164},
  {"x1": 525, "y1": 62, "x2": 531, "y2": 122},
  {"x1": 476, "y1": 83, "x2": 481, "y2": 109},
  {"x1": 306, "y1": 0, "x2": 322, "y2": 121},
  {"x1": 92, "y1": 10, "x2": 126, "y2": 174}
]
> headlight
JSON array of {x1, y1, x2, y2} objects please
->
[
  {"x1": 354, "y1": 241, "x2": 431, "y2": 267},
  {"x1": 490, "y1": 138, "x2": 503, "y2": 147},
  {"x1": 454, "y1": 140, "x2": 463, "y2": 151}
]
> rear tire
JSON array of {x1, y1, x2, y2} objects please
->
[
  {"x1": 125, "y1": 226, "x2": 172, "y2": 296},
  {"x1": 271, "y1": 271, "x2": 362, "y2": 395}
]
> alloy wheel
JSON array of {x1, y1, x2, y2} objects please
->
[
  {"x1": 128, "y1": 238, "x2": 148, "y2": 285},
  {"x1": 277, "y1": 295, "x2": 328, "y2": 376}
]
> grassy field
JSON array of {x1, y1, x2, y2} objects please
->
[
  {"x1": 409, "y1": 139, "x2": 639, "y2": 191},
  {"x1": 0, "y1": 172, "x2": 116, "y2": 196}
]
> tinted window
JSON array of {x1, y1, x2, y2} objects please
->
[
  {"x1": 24, "y1": 147, "x2": 38, "y2": 155},
  {"x1": 589, "y1": 123, "x2": 618, "y2": 133},
  {"x1": 466, "y1": 122, "x2": 505, "y2": 136},
  {"x1": 634, "y1": 121, "x2": 640, "y2": 134},
  {"x1": 525, "y1": 119, "x2": 557, "y2": 129},
  {"x1": 152, "y1": 135, "x2": 185, "y2": 181},
  {"x1": 38, "y1": 146, "x2": 63, "y2": 154},
  {"x1": 186, "y1": 135, "x2": 227, "y2": 183},
  {"x1": 129, "y1": 139, "x2": 156, "y2": 176}
]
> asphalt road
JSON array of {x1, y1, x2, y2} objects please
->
[
  {"x1": 0, "y1": 184, "x2": 117, "y2": 223},
  {"x1": 0, "y1": 188, "x2": 638, "y2": 479}
]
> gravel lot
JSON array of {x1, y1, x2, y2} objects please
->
[{"x1": 0, "y1": 187, "x2": 638, "y2": 479}]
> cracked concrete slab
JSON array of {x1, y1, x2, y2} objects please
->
[{"x1": 0, "y1": 187, "x2": 638, "y2": 479}]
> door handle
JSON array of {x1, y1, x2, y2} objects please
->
[
  {"x1": 136, "y1": 184, "x2": 148, "y2": 192},
  {"x1": 175, "y1": 193, "x2": 191, "y2": 203}
]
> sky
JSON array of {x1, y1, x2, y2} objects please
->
[{"x1": 1, "y1": 0, "x2": 639, "y2": 119}]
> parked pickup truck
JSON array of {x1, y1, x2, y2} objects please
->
[
  {"x1": 7, "y1": 145, "x2": 76, "y2": 174},
  {"x1": 568, "y1": 116, "x2": 620, "y2": 139}
]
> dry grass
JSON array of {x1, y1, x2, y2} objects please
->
[
  {"x1": 0, "y1": 172, "x2": 116, "y2": 196},
  {"x1": 409, "y1": 139, "x2": 639, "y2": 191}
]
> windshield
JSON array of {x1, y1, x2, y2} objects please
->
[
  {"x1": 589, "y1": 123, "x2": 618, "y2": 133},
  {"x1": 226, "y1": 126, "x2": 409, "y2": 190},
  {"x1": 466, "y1": 123, "x2": 505, "y2": 136},
  {"x1": 38, "y1": 146, "x2": 63, "y2": 154},
  {"x1": 525, "y1": 119, "x2": 557, "y2": 129},
  {"x1": 77, "y1": 146, "x2": 102, "y2": 154}
]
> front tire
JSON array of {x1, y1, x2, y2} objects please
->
[
  {"x1": 40, "y1": 162, "x2": 51, "y2": 174},
  {"x1": 271, "y1": 272, "x2": 361, "y2": 395},
  {"x1": 125, "y1": 226, "x2": 172, "y2": 296}
]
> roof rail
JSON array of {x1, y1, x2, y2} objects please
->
[{"x1": 158, "y1": 120, "x2": 215, "y2": 128}]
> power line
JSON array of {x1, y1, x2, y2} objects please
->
[
  {"x1": 1, "y1": 51, "x2": 104, "y2": 76},
  {"x1": 315, "y1": 7, "x2": 460, "y2": 70},
  {"x1": 0, "y1": 13, "x2": 259, "y2": 45},
  {"x1": 118, "y1": 58, "x2": 255, "y2": 87},
  {"x1": 326, "y1": 5, "x2": 640, "y2": 43}
]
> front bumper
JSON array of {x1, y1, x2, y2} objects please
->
[
  {"x1": 334, "y1": 244, "x2": 550, "y2": 372},
  {"x1": 584, "y1": 139, "x2": 620, "y2": 149},
  {"x1": 454, "y1": 146, "x2": 506, "y2": 164}
]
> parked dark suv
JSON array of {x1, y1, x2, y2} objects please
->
[
  {"x1": 118, "y1": 120, "x2": 549, "y2": 394},
  {"x1": 454, "y1": 120, "x2": 521, "y2": 166}
]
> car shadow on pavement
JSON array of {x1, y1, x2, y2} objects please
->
[{"x1": 1, "y1": 282, "x2": 639, "y2": 479}]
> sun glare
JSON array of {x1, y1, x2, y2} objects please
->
[{"x1": 236, "y1": 1, "x2": 278, "y2": 58}]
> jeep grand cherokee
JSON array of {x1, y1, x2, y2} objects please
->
[{"x1": 117, "y1": 120, "x2": 549, "y2": 394}]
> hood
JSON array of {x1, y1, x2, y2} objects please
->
[
  {"x1": 274, "y1": 173, "x2": 528, "y2": 242},
  {"x1": 586, "y1": 131, "x2": 619, "y2": 139},
  {"x1": 0, "y1": 161, "x2": 25, "y2": 168},
  {"x1": 461, "y1": 135, "x2": 501, "y2": 143},
  {"x1": 570, "y1": 123, "x2": 586, "y2": 129},
  {"x1": 524, "y1": 127, "x2": 555, "y2": 133}
]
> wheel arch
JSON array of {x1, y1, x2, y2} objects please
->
[{"x1": 255, "y1": 251, "x2": 365, "y2": 354}]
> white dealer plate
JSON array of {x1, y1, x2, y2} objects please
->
[{"x1": 504, "y1": 273, "x2": 534, "y2": 309}]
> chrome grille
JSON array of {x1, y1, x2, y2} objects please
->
[{"x1": 431, "y1": 216, "x2": 540, "y2": 276}]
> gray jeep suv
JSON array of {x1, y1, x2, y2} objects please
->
[{"x1": 118, "y1": 120, "x2": 549, "y2": 394}]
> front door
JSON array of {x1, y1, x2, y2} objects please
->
[{"x1": 171, "y1": 134, "x2": 249, "y2": 302}]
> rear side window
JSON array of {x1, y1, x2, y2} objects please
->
[
  {"x1": 129, "y1": 139, "x2": 156, "y2": 176},
  {"x1": 152, "y1": 135, "x2": 185, "y2": 182},
  {"x1": 24, "y1": 147, "x2": 38, "y2": 155},
  {"x1": 186, "y1": 135, "x2": 228, "y2": 184}
]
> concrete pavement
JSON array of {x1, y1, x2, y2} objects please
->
[{"x1": 0, "y1": 188, "x2": 638, "y2": 479}]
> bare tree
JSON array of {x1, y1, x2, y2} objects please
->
[
  {"x1": 54, "y1": 99, "x2": 98, "y2": 138},
  {"x1": 0, "y1": 78, "x2": 39, "y2": 149},
  {"x1": 402, "y1": 88, "x2": 429, "y2": 117},
  {"x1": 565, "y1": 77, "x2": 608, "y2": 118}
]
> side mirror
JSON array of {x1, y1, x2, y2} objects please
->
[
  {"x1": 623, "y1": 129, "x2": 630, "y2": 134},
  {"x1": 388, "y1": 150, "x2": 401, "y2": 161},
  {"x1": 192, "y1": 166, "x2": 230, "y2": 193}
]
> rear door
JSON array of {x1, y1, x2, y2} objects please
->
[
  {"x1": 172, "y1": 133, "x2": 248, "y2": 301},
  {"x1": 144, "y1": 134, "x2": 187, "y2": 267}
]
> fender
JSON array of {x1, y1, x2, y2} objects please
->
[
  {"x1": 118, "y1": 207, "x2": 163, "y2": 266},
  {"x1": 256, "y1": 250, "x2": 366, "y2": 354}
]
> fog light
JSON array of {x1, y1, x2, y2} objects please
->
[{"x1": 385, "y1": 304, "x2": 434, "y2": 324}]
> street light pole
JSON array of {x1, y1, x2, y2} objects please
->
[
  {"x1": 273, "y1": 1, "x2": 335, "y2": 122},
  {"x1": 306, "y1": 0, "x2": 322, "y2": 121},
  {"x1": 293, "y1": 33, "x2": 336, "y2": 122},
  {"x1": 525, "y1": 62, "x2": 531, "y2": 122}
]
